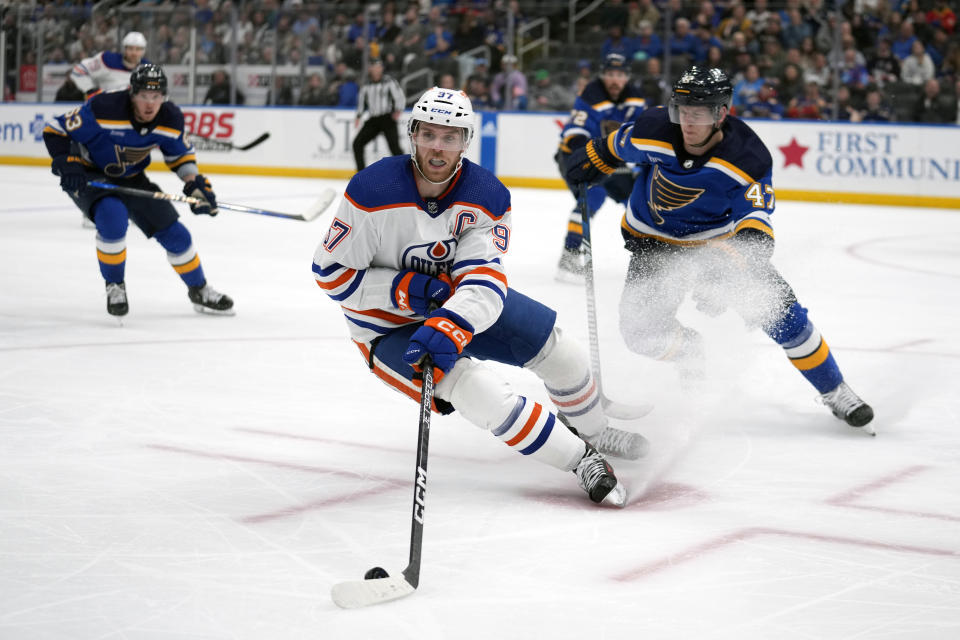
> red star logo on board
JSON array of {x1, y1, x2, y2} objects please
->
[{"x1": 779, "y1": 137, "x2": 809, "y2": 169}]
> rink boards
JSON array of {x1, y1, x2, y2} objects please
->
[{"x1": 1, "y1": 103, "x2": 958, "y2": 209}]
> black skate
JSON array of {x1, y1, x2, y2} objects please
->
[
  {"x1": 573, "y1": 442, "x2": 626, "y2": 507},
  {"x1": 820, "y1": 381, "x2": 875, "y2": 433},
  {"x1": 188, "y1": 283, "x2": 235, "y2": 315},
  {"x1": 105, "y1": 281, "x2": 128, "y2": 316}
]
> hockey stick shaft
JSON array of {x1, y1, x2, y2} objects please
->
[
  {"x1": 87, "y1": 181, "x2": 332, "y2": 221},
  {"x1": 578, "y1": 184, "x2": 604, "y2": 389},
  {"x1": 190, "y1": 131, "x2": 270, "y2": 151},
  {"x1": 403, "y1": 355, "x2": 434, "y2": 589},
  {"x1": 577, "y1": 184, "x2": 654, "y2": 420}
]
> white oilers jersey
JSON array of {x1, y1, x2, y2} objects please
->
[
  {"x1": 313, "y1": 156, "x2": 512, "y2": 345},
  {"x1": 70, "y1": 51, "x2": 145, "y2": 94}
]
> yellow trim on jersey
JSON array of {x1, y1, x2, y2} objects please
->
[
  {"x1": 96, "y1": 119, "x2": 132, "y2": 129},
  {"x1": 154, "y1": 126, "x2": 181, "y2": 138},
  {"x1": 623, "y1": 97, "x2": 646, "y2": 106},
  {"x1": 791, "y1": 339, "x2": 831, "y2": 370},
  {"x1": 629, "y1": 137, "x2": 674, "y2": 155},
  {"x1": 590, "y1": 100, "x2": 613, "y2": 111},
  {"x1": 706, "y1": 157, "x2": 756, "y2": 185},
  {"x1": 604, "y1": 131, "x2": 622, "y2": 161},
  {"x1": 733, "y1": 217, "x2": 774, "y2": 238},
  {"x1": 167, "y1": 154, "x2": 197, "y2": 169}
]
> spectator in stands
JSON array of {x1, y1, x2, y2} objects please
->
[
  {"x1": 782, "y1": 7, "x2": 812, "y2": 50},
  {"x1": 733, "y1": 63, "x2": 765, "y2": 109},
  {"x1": 638, "y1": 56, "x2": 667, "y2": 106},
  {"x1": 859, "y1": 88, "x2": 893, "y2": 122},
  {"x1": 692, "y1": 24, "x2": 723, "y2": 63},
  {"x1": 901, "y1": 39, "x2": 936, "y2": 86},
  {"x1": 869, "y1": 38, "x2": 901, "y2": 87},
  {"x1": 925, "y1": 28, "x2": 950, "y2": 69},
  {"x1": 805, "y1": 52, "x2": 831, "y2": 87},
  {"x1": 668, "y1": 17, "x2": 698, "y2": 59},
  {"x1": 705, "y1": 45, "x2": 725, "y2": 71},
  {"x1": 926, "y1": 0, "x2": 957, "y2": 35},
  {"x1": 746, "y1": 0, "x2": 775, "y2": 34},
  {"x1": 777, "y1": 62, "x2": 805, "y2": 105},
  {"x1": 692, "y1": 0, "x2": 720, "y2": 32},
  {"x1": 452, "y1": 10, "x2": 485, "y2": 55},
  {"x1": 437, "y1": 72, "x2": 457, "y2": 90},
  {"x1": 530, "y1": 68, "x2": 574, "y2": 112},
  {"x1": 328, "y1": 61, "x2": 359, "y2": 108},
  {"x1": 602, "y1": 24, "x2": 634, "y2": 60},
  {"x1": 490, "y1": 54, "x2": 527, "y2": 110},
  {"x1": 467, "y1": 57, "x2": 491, "y2": 89},
  {"x1": 891, "y1": 21, "x2": 917, "y2": 61},
  {"x1": 717, "y1": 1, "x2": 753, "y2": 44},
  {"x1": 423, "y1": 16, "x2": 454, "y2": 64},
  {"x1": 912, "y1": 77, "x2": 956, "y2": 123},
  {"x1": 267, "y1": 76, "x2": 294, "y2": 106},
  {"x1": 832, "y1": 85, "x2": 861, "y2": 122},
  {"x1": 840, "y1": 47, "x2": 870, "y2": 95},
  {"x1": 743, "y1": 81, "x2": 784, "y2": 119},
  {"x1": 203, "y1": 69, "x2": 245, "y2": 105},
  {"x1": 299, "y1": 72, "x2": 329, "y2": 106},
  {"x1": 630, "y1": 0, "x2": 661, "y2": 34},
  {"x1": 787, "y1": 80, "x2": 827, "y2": 119},
  {"x1": 597, "y1": 0, "x2": 630, "y2": 30},
  {"x1": 398, "y1": 4, "x2": 428, "y2": 66},
  {"x1": 633, "y1": 20, "x2": 663, "y2": 62},
  {"x1": 466, "y1": 75, "x2": 492, "y2": 110}
]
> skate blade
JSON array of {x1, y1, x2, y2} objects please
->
[
  {"x1": 602, "y1": 482, "x2": 627, "y2": 508},
  {"x1": 192, "y1": 304, "x2": 236, "y2": 316}
]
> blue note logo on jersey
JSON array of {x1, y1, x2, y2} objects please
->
[
  {"x1": 648, "y1": 165, "x2": 705, "y2": 225},
  {"x1": 402, "y1": 240, "x2": 457, "y2": 275}
]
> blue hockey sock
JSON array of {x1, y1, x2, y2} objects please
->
[
  {"x1": 154, "y1": 221, "x2": 206, "y2": 288},
  {"x1": 93, "y1": 197, "x2": 129, "y2": 283},
  {"x1": 767, "y1": 301, "x2": 843, "y2": 394}
]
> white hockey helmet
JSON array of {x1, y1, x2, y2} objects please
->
[
  {"x1": 407, "y1": 87, "x2": 475, "y2": 149},
  {"x1": 122, "y1": 31, "x2": 147, "y2": 49}
]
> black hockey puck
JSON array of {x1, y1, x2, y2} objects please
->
[{"x1": 364, "y1": 566, "x2": 389, "y2": 580}]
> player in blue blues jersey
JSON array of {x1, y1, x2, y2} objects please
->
[
  {"x1": 565, "y1": 67, "x2": 874, "y2": 431},
  {"x1": 313, "y1": 87, "x2": 655, "y2": 507},
  {"x1": 554, "y1": 53, "x2": 647, "y2": 282},
  {"x1": 43, "y1": 64, "x2": 234, "y2": 318}
]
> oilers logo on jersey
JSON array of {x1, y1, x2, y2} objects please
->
[{"x1": 402, "y1": 239, "x2": 456, "y2": 276}]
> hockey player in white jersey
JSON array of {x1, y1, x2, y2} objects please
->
[
  {"x1": 313, "y1": 87, "x2": 649, "y2": 507},
  {"x1": 70, "y1": 32, "x2": 148, "y2": 98}
]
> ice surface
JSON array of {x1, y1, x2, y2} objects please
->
[{"x1": 2, "y1": 166, "x2": 959, "y2": 639}]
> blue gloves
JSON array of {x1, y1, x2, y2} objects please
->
[
  {"x1": 564, "y1": 136, "x2": 623, "y2": 187},
  {"x1": 183, "y1": 174, "x2": 219, "y2": 216},
  {"x1": 51, "y1": 155, "x2": 87, "y2": 195},
  {"x1": 403, "y1": 309, "x2": 474, "y2": 381},
  {"x1": 391, "y1": 270, "x2": 453, "y2": 316}
]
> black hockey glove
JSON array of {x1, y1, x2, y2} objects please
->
[
  {"x1": 564, "y1": 135, "x2": 624, "y2": 187},
  {"x1": 51, "y1": 155, "x2": 88, "y2": 195},
  {"x1": 184, "y1": 174, "x2": 219, "y2": 216}
]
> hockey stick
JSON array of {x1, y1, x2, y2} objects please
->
[
  {"x1": 578, "y1": 185, "x2": 653, "y2": 420},
  {"x1": 190, "y1": 131, "x2": 270, "y2": 151},
  {"x1": 87, "y1": 181, "x2": 335, "y2": 222},
  {"x1": 331, "y1": 357, "x2": 435, "y2": 608}
]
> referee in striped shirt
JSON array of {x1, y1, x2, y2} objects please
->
[{"x1": 352, "y1": 59, "x2": 406, "y2": 171}]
